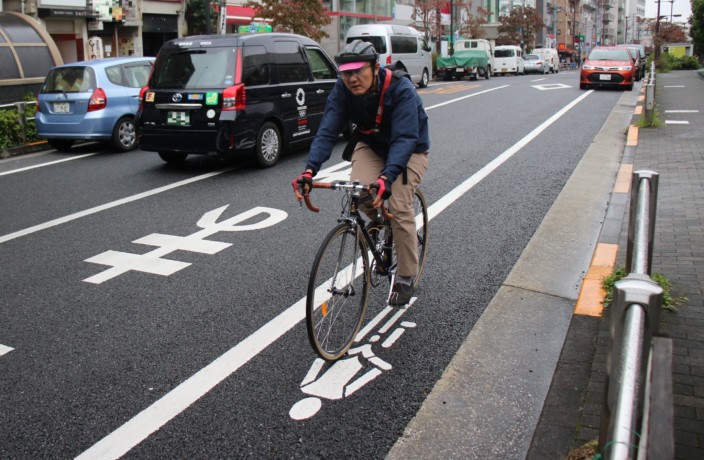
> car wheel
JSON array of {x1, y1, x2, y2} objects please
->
[
  {"x1": 485, "y1": 66, "x2": 491, "y2": 79},
  {"x1": 626, "y1": 84, "x2": 633, "y2": 91},
  {"x1": 255, "y1": 121, "x2": 281, "y2": 168},
  {"x1": 158, "y1": 152, "x2": 188, "y2": 164},
  {"x1": 419, "y1": 68, "x2": 429, "y2": 88},
  {"x1": 48, "y1": 139, "x2": 74, "y2": 152},
  {"x1": 580, "y1": 83, "x2": 588, "y2": 90},
  {"x1": 111, "y1": 116, "x2": 137, "y2": 152}
]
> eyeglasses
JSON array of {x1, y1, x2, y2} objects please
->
[{"x1": 340, "y1": 65, "x2": 371, "y2": 79}]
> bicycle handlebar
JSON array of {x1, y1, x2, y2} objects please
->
[{"x1": 297, "y1": 181, "x2": 394, "y2": 220}]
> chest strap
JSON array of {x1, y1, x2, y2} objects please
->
[{"x1": 357, "y1": 69, "x2": 392, "y2": 135}]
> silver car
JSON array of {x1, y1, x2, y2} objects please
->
[{"x1": 524, "y1": 54, "x2": 547, "y2": 74}]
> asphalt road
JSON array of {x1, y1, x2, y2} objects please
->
[{"x1": 0, "y1": 70, "x2": 626, "y2": 458}]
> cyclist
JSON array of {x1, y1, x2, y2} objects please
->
[{"x1": 293, "y1": 39, "x2": 430, "y2": 306}]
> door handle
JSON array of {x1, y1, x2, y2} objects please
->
[
  {"x1": 281, "y1": 93, "x2": 291, "y2": 98},
  {"x1": 316, "y1": 89, "x2": 325, "y2": 94}
]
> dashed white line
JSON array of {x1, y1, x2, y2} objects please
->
[{"x1": 0, "y1": 344, "x2": 14, "y2": 356}]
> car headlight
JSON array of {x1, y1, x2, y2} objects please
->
[
  {"x1": 582, "y1": 65, "x2": 595, "y2": 70},
  {"x1": 618, "y1": 66, "x2": 633, "y2": 71}
]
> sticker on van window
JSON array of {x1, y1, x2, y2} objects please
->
[{"x1": 205, "y1": 92, "x2": 218, "y2": 105}]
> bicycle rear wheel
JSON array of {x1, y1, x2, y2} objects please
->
[
  {"x1": 413, "y1": 188, "x2": 429, "y2": 289},
  {"x1": 306, "y1": 223, "x2": 369, "y2": 361}
]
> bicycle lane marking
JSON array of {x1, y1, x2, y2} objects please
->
[
  {"x1": 0, "y1": 153, "x2": 99, "y2": 177},
  {"x1": 0, "y1": 170, "x2": 232, "y2": 245},
  {"x1": 76, "y1": 90, "x2": 593, "y2": 460}
]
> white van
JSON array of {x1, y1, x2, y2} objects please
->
[
  {"x1": 532, "y1": 48, "x2": 559, "y2": 73},
  {"x1": 493, "y1": 45, "x2": 525, "y2": 76},
  {"x1": 453, "y1": 38, "x2": 494, "y2": 74},
  {"x1": 344, "y1": 24, "x2": 433, "y2": 88}
]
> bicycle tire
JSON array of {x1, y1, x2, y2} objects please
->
[
  {"x1": 413, "y1": 188, "x2": 429, "y2": 289},
  {"x1": 306, "y1": 223, "x2": 370, "y2": 361}
]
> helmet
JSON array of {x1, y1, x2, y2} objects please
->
[{"x1": 335, "y1": 39, "x2": 378, "y2": 71}]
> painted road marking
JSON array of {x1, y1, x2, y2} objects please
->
[
  {"x1": 0, "y1": 153, "x2": 99, "y2": 176},
  {"x1": 532, "y1": 83, "x2": 572, "y2": 91},
  {"x1": 421, "y1": 84, "x2": 481, "y2": 95},
  {"x1": 77, "y1": 90, "x2": 594, "y2": 460},
  {"x1": 0, "y1": 344, "x2": 13, "y2": 356},
  {"x1": 664, "y1": 110, "x2": 699, "y2": 113},
  {"x1": 0, "y1": 170, "x2": 232, "y2": 245},
  {"x1": 665, "y1": 120, "x2": 690, "y2": 124}
]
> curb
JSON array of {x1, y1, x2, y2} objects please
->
[{"x1": 0, "y1": 140, "x2": 49, "y2": 159}]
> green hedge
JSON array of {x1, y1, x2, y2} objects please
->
[
  {"x1": 0, "y1": 94, "x2": 41, "y2": 149},
  {"x1": 655, "y1": 53, "x2": 702, "y2": 71}
]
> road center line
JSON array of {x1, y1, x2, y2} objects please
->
[
  {"x1": 76, "y1": 90, "x2": 592, "y2": 460},
  {"x1": 0, "y1": 170, "x2": 231, "y2": 245}
]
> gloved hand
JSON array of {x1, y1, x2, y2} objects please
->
[
  {"x1": 370, "y1": 176, "x2": 391, "y2": 208},
  {"x1": 292, "y1": 170, "x2": 314, "y2": 201}
]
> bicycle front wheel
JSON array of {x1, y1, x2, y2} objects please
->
[
  {"x1": 413, "y1": 188, "x2": 429, "y2": 289},
  {"x1": 306, "y1": 223, "x2": 369, "y2": 361}
]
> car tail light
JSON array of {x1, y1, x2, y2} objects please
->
[
  {"x1": 222, "y1": 83, "x2": 245, "y2": 111},
  {"x1": 88, "y1": 88, "x2": 107, "y2": 112},
  {"x1": 138, "y1": 86, "x2": 149, "y2": 111},
  {"x1": 386, "y1": 55, "x2": 392, "y2": 66}
]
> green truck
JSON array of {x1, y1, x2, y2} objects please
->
[{"x1": 436, "y1": 49, "x2": 491, "y2": 81}]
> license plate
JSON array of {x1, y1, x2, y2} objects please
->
[
  {"x1": 53, "y1": 102, "x2": 69, "y2": 113},
  {"x1": 599, "y1": 74, "x2": 612, "y2": 81},
  {"x1": 167, "y1": 111, "x2": 190, "y2": 126},
  {"x1": 501, "y1": 68, "x2": 507, "y2": 72},
  {"x1": 455, "y1": 68, "x2": 464, "y2": 73}
]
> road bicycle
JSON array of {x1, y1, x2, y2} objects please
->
[{"x1": 299, "y1": 180, "x2": 429, "y2": 361}]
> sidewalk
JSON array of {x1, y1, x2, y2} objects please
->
[{"x1": 532, "y1": 69, "x2": 704, "y2": 459}]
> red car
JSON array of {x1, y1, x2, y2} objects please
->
[{"x1": 579, "y1": 46, "x2": 636, "y2": 91}]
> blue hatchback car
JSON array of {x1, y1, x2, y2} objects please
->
[{"x1": 36, "y1": 57, "x2": 154, "y2": 152}]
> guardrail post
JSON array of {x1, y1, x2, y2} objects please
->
[
  {"x1": 601, "y1": 275, "x2": 663, "y2": 459},
  {"x1": 626, "y1": 171, "x2": 659, "y2": 275},
  {"x1": 15, "y1": 102, "x2": 27, "y2": 144}
]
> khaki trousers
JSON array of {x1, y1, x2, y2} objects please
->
[{"x1": 350, "y1": 143, "x2": 429, "y2": 277}]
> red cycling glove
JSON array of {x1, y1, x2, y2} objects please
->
[{"x1": 292, "y1": 170, "x2": 314, "y2": 201}]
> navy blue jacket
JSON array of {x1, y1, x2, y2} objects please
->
[{"x1": 304, "y1": 67, "x2": 430, "y2": 184}]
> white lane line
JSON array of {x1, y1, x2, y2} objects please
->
[
  {"x1": 0, "y1": 153, "x2": 99, "y2": 176},
  {"x1": 0, "y1": 344, "x2": 13, "y2": 356},
  {"x1": 424, "y1": 85, "x2": 509, "y2": 110},
  {"x1": 76, "y1": 90, "x2": 592, "y2": 460},
  {"x1": 665, "y1": 120, "x2": 690, "y2": 124},
  {"x1": 0, "y1": 170, "x2": 231, "y2": 245},
  {"x1": 664, "y1": 110, "x2": 699, "y2": 113},
  {"x1": 664, "y1": 85, "x2": 685, "y2": 88}
]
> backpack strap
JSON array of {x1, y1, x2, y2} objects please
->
[{"x1": 357, "y1": 68, "x2": 393, "y2": 135}]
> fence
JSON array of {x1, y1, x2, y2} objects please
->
[{"x1": 598, "y1": 170, "x2": 674, "y2": 459}]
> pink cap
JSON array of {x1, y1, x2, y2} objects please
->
[{"x1": 338, "y1": 61, "x2": 367, "y2": 72}]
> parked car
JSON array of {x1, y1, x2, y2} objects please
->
[
  {"x1": 617, "y1": 44, "x2": 646, "y2": 81},
  {"x1": 523, "y1": 54, "x2": 548, "y2": 74},
  {"x1": 493, "y1": 45, "x2": 525, "y2": 76},
  {"x1": 137, "y1": 33, "x2": 338, "y2": 167},
  {"x1": 36, "y1": 57, "x2": 155, "y2": 152},
  {"x1": 532, "y1": 48, "x2": 559, "y2": 73},
  {"x1": 579, "y1": 46, "x2": 635, "y2": 91}
]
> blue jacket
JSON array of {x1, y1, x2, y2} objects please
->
[{"x1": 305, "y1": 68, "x2": 430, "y2": 184}]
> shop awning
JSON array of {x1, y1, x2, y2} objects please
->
[{"x1": 226, "y1": 5, "x2": 255, "y2": 23}]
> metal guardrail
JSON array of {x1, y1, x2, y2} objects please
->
[
  {"x1": 644, "y1": 63, "x2": 656, "y2": 125},
  {"x1": 599, "y1": 170, "x2": 674, "y2": 459},
  {"x1": 0, "y1": 100, "x2": 37, "y2": 144}
]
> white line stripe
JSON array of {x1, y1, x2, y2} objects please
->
[
  {"x1": 76, "y1": 91, "x2": 592, "y2": 460},
  {"x1": 0, "y1": 344, "x2": 14, "y2": 356},
  {"x1": 665, "y1": 120, "x2": 690, "y2": 124},
  {"x1": 0, "y1": 153, "x2": 99, "y2": 176},
  {"x1": 0, "y1": 170, "x2": 231, "y2": 245},
  {"x1": 424, "y1": 85, "x2": 509, "y2": 111},
  {"x1": 664, "y1": 85, "x2": 685, "y2": 88},
  {"x1": 664, "y1": 110, "x2": 699, "y2": 113}
]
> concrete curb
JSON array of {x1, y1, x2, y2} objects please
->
[{"x1": 0, "y1": 140, "x2": 49, "y2": 159}]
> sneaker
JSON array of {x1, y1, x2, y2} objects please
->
[{"x1": 389, "y1": 281, "x2": 413, "y2": 307}]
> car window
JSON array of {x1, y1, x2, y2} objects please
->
[
  {"x1": 43, "y1": 67, "x2": 94, "y2": 93},
  {"x1": 243, "y1": 45, "x2": 270, "y2": 86},
  {"x1": 305, "y1": 47, "x2": 336, "y2": 80},
  {"x1": 105, "y1": 65, "x2": 124, "y2": 86},
  {"x1": 273, "y1": 40, "x2": 309, "y2": 84},
  {"x1": 390, "y1": 35, "x2": 417, "y2": 54},
  {"x1": 347, "y1": 36, "x2": 386, "y2": 54},
  {"x1": 588, "y1": 49, "x2": 631, "y2": 61},
  {"x1": 526, "y1": 54, "x2": 539, "y2": 60},
  {"x1": 495, "y1": 49, "x2": 515, "y2": 58},
  {"x1": 124, "y1": 63, "x2": 152, "y2": 87},
  {"x1": 151, "y1": 48, "x2": 236, "y2": 89}
]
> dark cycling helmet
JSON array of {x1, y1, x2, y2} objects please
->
[{"x1": 335, "y1": 40, "x2": 378, "y2": 70}]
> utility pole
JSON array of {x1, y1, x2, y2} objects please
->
[{"x1": 655, "y1": 0, "x2": 662, "y2": 61}]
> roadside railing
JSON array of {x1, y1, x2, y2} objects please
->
[
  {"x1": 644, "y1": 63, "x2": 656, "y2": 125},
  {"x1": 599, "y1": 170, "x2": 674, "y2": 459},
  {"x1": 0, "y1": 100, "x2": 37, "y2": 145}
]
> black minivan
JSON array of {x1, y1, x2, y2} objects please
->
[{"x1": 136, "y1": 33, "x2": 338, "y2": 167}]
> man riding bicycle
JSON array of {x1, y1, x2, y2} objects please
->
[{"x1": 293, "y1": 40, "x2": 430, "y2": 306}]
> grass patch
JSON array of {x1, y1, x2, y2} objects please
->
[
  {"x1": 602, "y1": 266, "x2": 687, "y2": 312},
  {"x1": 565, "y1": 438, "x2": 599, "y2": 459},
  {"x1": 636, "y1": 107, "x2": 664, "y2": 128}
]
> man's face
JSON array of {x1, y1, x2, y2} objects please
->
[{"x1": 341, "y1": 63, "x2": 379, "y2": 95}]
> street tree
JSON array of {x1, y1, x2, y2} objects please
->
[
  {"x1": 413, "y1": 0, "x2": 445, "y2": 52},
  {"x1": 244, "y1": 0, "x2": 331, "y2": 41},
  {"x1": 692, "y1": 0, "x2": 704, "y2": 60},
  {"x1": 185, "y1": 0, "x2": 218, "y2": 35},
  {"x1": 457, "y1": 0, "x2": 489, "y2": 39},
  {"x1": 496, "y1": 6, "x2": 544, "y2": 51}
]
